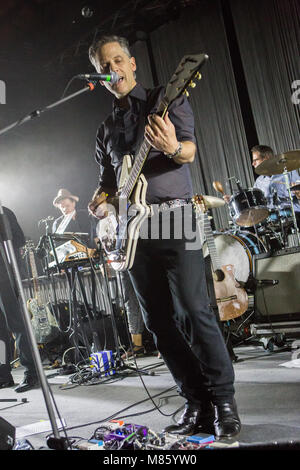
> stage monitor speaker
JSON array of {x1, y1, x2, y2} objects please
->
[
  {"x1": 254, "y1": 247, "x2": 300, "y2": 319},
  {"x1": 0, "y1": 417, "x2": 15, "y2": 450}
]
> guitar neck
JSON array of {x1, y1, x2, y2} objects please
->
[
  {"x1": 28, "y1": 249, "x2": 42, "y2": 305},
  {"x1": 202, "y1": 212, "x2": 222, "y2": 272},
  {"x1": 120, "y1": 98, "x2": 169, "y2": 199}
]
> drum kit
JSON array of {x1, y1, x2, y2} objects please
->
[{"x1": 202, "y1": 150, "x2": 300, "y2": 293}]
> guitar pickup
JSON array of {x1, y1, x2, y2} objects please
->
[{"x1": 216, "y1": 295, "x2": 238, "y2": 303}]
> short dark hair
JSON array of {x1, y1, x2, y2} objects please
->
[
  {"x1": 251, "y1": 145, "x2": 274, "y2": 159},
  {"x1": 89, "y1": 35, "x2": 131, "y2": 66}
]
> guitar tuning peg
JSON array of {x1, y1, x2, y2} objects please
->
[
  {"x1": 183, "y1": 89, "x2": 190, "y2": 97},
  {"x1": 195, "y1": 72, "x2": 202, "y2": 80},
  {"x1": 189, "y1": 81, "x2": 196, "y2": 88}
]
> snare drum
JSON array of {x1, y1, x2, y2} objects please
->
[
  {"x1": 228, "y1": 189, "x2": 269, "y2": 227},
  {"x1": 202, "y1": 230, "x2": 267, "y2": 284}
]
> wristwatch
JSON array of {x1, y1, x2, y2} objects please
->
[{"x1": 164, "y1": 142, "x2": 182, "y2": 159}]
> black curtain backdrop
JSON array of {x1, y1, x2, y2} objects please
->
[
  {"x1": 230, "y1": 0, "x2": 300, "y2": 153},
  {"x1": 0, "y1": 0, "x2": 299, "y2": 242},
  {"x1": 148, "y1": 0, "x2": 253, "y2": 229}
]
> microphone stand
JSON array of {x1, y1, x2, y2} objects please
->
[
  {"x1": 0, "y1": 81, "x2": 96, "y2": 137},
  {"x1": 0, "y1": 203, "x2": 68, "y2": 449},
  {"x1": 283, "y1": 169, "x2": 300, "y2": 245}
]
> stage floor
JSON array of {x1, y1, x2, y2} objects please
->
[{"x1": 1, "y1": 342, "x2": 300, "y2": 452}]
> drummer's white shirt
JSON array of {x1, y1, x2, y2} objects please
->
[{"x1": 254, "y1": 170, "x2": 300, "y2": 212}]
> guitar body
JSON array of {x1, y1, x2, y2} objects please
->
[
  {"x1": 27, "y1": 298, "x2": 58, "y2": 344},
  {"x1": 212, "y1": 264, "x2": 249, "y2": 321},
  {"x1": 192, "y1": 194, "x2": 249, "y2": 322},
  {"x1": 25, "y1": 240, "x2": 60, "y2": 344},
  {"x1": 96, "y1": 155, "x2": 151, "y2": 271}
]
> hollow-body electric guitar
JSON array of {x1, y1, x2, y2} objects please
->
[
  {"x1": 96, "y1": 53, "x2": 209, "y2": 271},
  {"x1": 192, "y1": 195, "x2": 248, "y2": 321}
]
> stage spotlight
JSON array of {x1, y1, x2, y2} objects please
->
[{"x1": 81, "y1": 6, "x2": 94, "y2": 18}]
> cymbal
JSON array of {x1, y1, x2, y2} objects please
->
[
  {"x1": 291, "y1": 183, "x2": 300, "y2": 191},
  {"x1": 202, "y1": 195, "x2": 225, "y2": 208},
  {"x1": 255, "y1": 150, "x2": 300, "y2": 175}
]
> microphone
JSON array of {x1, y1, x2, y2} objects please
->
[{"x1": 76, "y1": 72, "x2": 120, "y2": 85}]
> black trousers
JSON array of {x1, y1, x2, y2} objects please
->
[
  {"x1": 0, "y1": 278, "x2": 36, "y2": 380},
  {"x1": 129, "y1": 206, "x2": 235, "y2": 405}
]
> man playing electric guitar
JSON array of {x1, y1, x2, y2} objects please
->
[{"x1": 88, "y1": 35, "x2": 241, "y2": 439}]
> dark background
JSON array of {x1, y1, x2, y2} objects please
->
[{"x1": 0, "y1": 0, "x2": 299, "y2": 243}]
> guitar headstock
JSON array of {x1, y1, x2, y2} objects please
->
[
  {"x1": 164, "y1": 53, "x2": 208, "y2": 104},
  {"x1": 192, "y1": 194, "x2": 207, "y2": 214},
  {"x1": 25, "y1": 240, "x2": 35, "y2": 251}
]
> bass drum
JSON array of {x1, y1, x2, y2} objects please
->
[{"x1": 202, "y1": 231, "x2": 267, "y2": 285}]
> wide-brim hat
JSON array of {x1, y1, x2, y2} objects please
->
[{"x1": 53, "y1": 188, "x2": 79, "y2": 207}]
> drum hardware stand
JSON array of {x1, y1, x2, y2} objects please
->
[
  {"x1": 282, "y1": 169, "x2": 300, "y2": 245},
  {"x1": 0, "y1": 202, "x2": 69, "y2": 449}
]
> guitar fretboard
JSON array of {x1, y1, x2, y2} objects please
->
[
  {"x1": 28, "y1": 249, "x2": 42, "y2": 306},
  {"x1": 203, "y1": 212, "x2": 222, "y2": 272},
  {"x1": 194, "y1": 205, "x2": 222, "y2": 272},
  {"x1": 120, "y1": 98, "x2": 169, "y2": 200}
]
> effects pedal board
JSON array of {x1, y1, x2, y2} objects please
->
[{"x1": 74, "y1": 420, "x2": 223, "y2": 451}]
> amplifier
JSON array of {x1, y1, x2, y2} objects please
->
[
  {"x1": 0, "y1": 417, "x2": 15, "y2": 450},
  {"x1": 253, "y1": 247, "x2": 300, "y2": 320}
]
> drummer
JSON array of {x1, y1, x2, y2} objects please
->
[
  {"x1": 224, "y1": 145, "x2": 300, "y2": 226},
  {"x1": 250, "y1": 145, "x2": 300, "y2": 226}
]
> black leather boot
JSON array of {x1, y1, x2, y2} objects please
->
[
  {"x1": 14, "y1": 374, "x2": 39, "y2": 393},
  {"x1": 213, "y1": 399, "x2": 241, "y2": 439},
  {"x1": 163, "y1": 402, "x2": 214, "y2": 436}
]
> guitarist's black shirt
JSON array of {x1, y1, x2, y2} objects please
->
[{"x1": 94, "y1": 84, "x2": 195, "y2": 204}]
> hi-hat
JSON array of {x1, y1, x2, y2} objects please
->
[
  {"x1": 202, "y1": 195, "x2": 225, "y2": 208},
  {"x1": 255, "y1": 150, "x2": 300, "y2": 175}
]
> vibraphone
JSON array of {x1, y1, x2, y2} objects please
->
[{"x1": 22, "y1": 266, "x2": 122, "y2": 316}]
